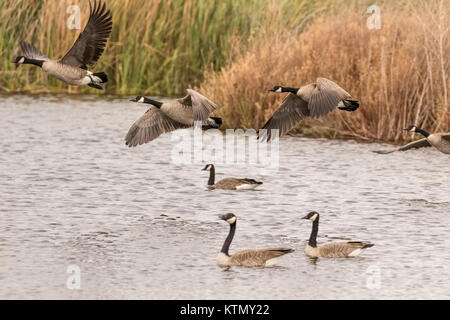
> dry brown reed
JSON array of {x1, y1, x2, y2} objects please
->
[{"x1": 198, "y1": 0, "x2": 449, "y2": 143}]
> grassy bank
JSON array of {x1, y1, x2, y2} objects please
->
[
  {"x1": 199, "y1": 0, "x2": 449, "y2": 143},
  {"x1": 0, "y1": 0, "x2": 447, "y2": 143},
  {"x1": 0, "y1": 0, "x2": 330, "y2": 95}
]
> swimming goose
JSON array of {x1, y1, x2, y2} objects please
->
[
  {"x1": 374, "y1": 125, "x2": 450, "y2": 154},
  {"x1": 201, "y1": 164, "x2": 263, "y2": 190},
  {"x1": 259, "y1": 78, "x2": 359, "y2": 141},
  {"x1": 11, "y1": 0, "x2": 112, "y2": 90},
  {"x1": 217, "y1": 213, "x2": 294, "y2": 267},
  {"x1": 302, "y1": 211, "x2": 374, "y2": 258},
  {"x1": 125, "y1": 91, "x2": 221, "y2": 147}
]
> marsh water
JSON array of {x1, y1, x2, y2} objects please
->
[{"x1": 0, "y1": 95, "x2": 449, "y2": 299}]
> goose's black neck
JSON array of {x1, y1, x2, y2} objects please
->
[
  {"x1": 23, "y1": 58, "x2": 44, "y2": 68},
  {"x1": 282, "y1": 87, "x2": 299, "y2": 94},
  {"x1": 221, "y1": 222, "x2": 236, "y2": 255},
  {"x1": 208, "y1": 166, "x2": 215, "y2": 185},
  {"x1": 143, "y1": 97, "x2": 162, "y2": 108},
  {"x1": 308, "y1": 217, "x2": 319, "y2": 247},
  {"x1": 415, "y1": 127, "x2": 430, "y2": 138}
]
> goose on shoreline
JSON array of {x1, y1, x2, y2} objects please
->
[
  {"x1": 259, "y1": 78, "x2": 359, "y2": 141},
  {"x1": 217, "y1": 213, "x2": 294, "y2": 267},
  {"x1": 11, "y1": 0, "x2": 112, "y2": 90}
]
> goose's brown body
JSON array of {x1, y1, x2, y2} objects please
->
[
  {"x1": 217, "y1": 213, "x2": 293, "y2": 267},
  {"x1": 303, "y1": 212, "x2": 374, "y2": 258}
]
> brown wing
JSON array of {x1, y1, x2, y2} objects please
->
[
  {"x1": 125, "y1": 107, "x2": 191, "y2": 147},
  {"x1": 212, "y1": 178, "x2": 262, "y2": 190},
  {"x1": 178, "y1": 89, "x2": 217, "y2": 121},
  {"x1": 60, "y1": 0, "x2": 112, "y2": 69},
  {"x1": 19, "y1": 41, "x2": 49, "y2": 61},
  {"x1": 230, "y1": 248, "x2": 293, "y2": 267},
  {"x1": 212, "y1": 178, "x2": 246, "y2": 190},
  {"x1": 259, "y1": 93, "x2": 309, "y2": 141},
  {"x1": 318, "y1": 241, "x2": 370, "y2": 258},
  {"x1": 373, "y1": 138, "x2": 431, "y2": 154},
  {"x1": 308, "y1": 78, "x2": 351, "y2": 118},
  {"x1": 441, "y1": 134, "x2": 450, "y2": 141}
]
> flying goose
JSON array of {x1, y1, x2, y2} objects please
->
[
  {"x1": 11, "y1": 0, "x2": 112, "y2": 90},
  {"x1": 125, "y1": 91, "x2": 221, "y2": 147},
  {"x1": 217, "y1": 213, "x2": 294, "y2": 267},
  {"x1": 259, "y1": 78, "x2": 359, "y2": 141},
  {"x1": 374, "y1": 125, "x2": 450, "y2": 154},
  {"x1": 201, "y1": 164, "x2": 263, "y2": 190},
  {"x1": 302, "y1": 211, "x2": 374, "y2": 258}
]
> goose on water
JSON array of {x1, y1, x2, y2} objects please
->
[
  {"x1": 217, "y1": 213, "x2": 294, "y2": 267},
  {"x1": 302, "y1": 211, "x2": 374, "y2": 258},
  {"x1": 201, "y1": 164, "x2": 262, "y2": 190}
]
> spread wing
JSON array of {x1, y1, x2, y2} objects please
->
[
  {"x1": 259, "y1": 93, "x2": 309, "y2": 141},
  {"x1": 373, "y1": 138, "x2": 431, "y2": 154},
  {"x1": 318, "y1": 242, "x2": 370, "y2": 258},
  {"x1": 230, "y1": 248, "x2": 293, "y2": 267},
  {"x1": 125, "y1": 107, "x2": 191, "y2": 147},
  {"x1": 308, "y1": 77, "x2": 352, "y2": 118},
  {"x1": 178, "y1": 89, "x2": 217, "y2": 121},
  {"x1": 60, "y1": 0, "x2": 112, "y2": 69},
  {"x1": 19, "y1": 41, "x2": 49, "y2": 61},
  {"x1": 441, "y1": 134, "x2": 450, "y2": 141}
]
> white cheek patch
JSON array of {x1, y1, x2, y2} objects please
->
[
  {"x1": 138, "y1": 97, "x2": 144, "y2": 103},
  {"x1": 310, "y1": 213, "x2": 318, "y2": 221},
  {"x1": 227, "y1": 217, "x2": 236, "y2": 224},
  {"x1": 19, "y1": 57, "x2": 25, "y2": 64},
  {"x1": 276, "y1": 87, "x2": 282, "y2": 93}
]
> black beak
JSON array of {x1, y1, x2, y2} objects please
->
[
  {"x1": 219, "y1": 214, "x2": 226, "y2": 220},
  {"x1": 268, "y1": 88, "x2": 275, "y2": 92},
  {"x1": 130, "y1": 98, "x2": 138, "y2": 102},
  {"x1": 403, "y1": 128, "x2": 409, "y2": 131},
  {"x1": 301, "y1": 215, "x2": 309, "y2": 220}
]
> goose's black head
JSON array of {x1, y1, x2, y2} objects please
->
[
  {"x1": 11, "y1": 56, "x2": 25, "y2": 64},
  {"x1": 201, "y1": 164, "x2": 214, "y2": 171},
  {"x1": 268, "y1": 85, "x2": 283, "y2": 93},
  {"x1": 219, "y1": 213, "x2": 237, "y2": 224},
  {"x1": 302, "y1": 211, "x2": 319, "y2": 222},
  {"x1": 403, "y1": 125, "x2": 417, "y2": 132},
  {"x1": 130, "y1": 95, "x2": 145, "y2": 103}
]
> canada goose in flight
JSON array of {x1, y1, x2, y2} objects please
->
[
  {"x1": 374, "y1": 125, "x2": 450, "y2": 154},
  {"x1": 125, "y1": 90, "x2": 221, "y2": 147},
  {"x1": 217, "y1": 213, "x2": 294, "y2": 267},
  {"x1": 259, "y1": 78, "x2": 359, "y2": 141},
  {"x1": 302, "y1": 211, "x2": 374, "y2": 258},
  {"x1": 11, "y1": 0, "x2": 112, "y2": 90},
  {"x1": 201, "y1": 164, "x2": 263, "y2": 190}
]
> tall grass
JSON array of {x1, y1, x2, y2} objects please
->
[
  {"x1": 198, "y1": 0, "x2": 449, "y2": 143},
  {"x1": 0, "y1": 0, "x2": 329, "y2": 95}
]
